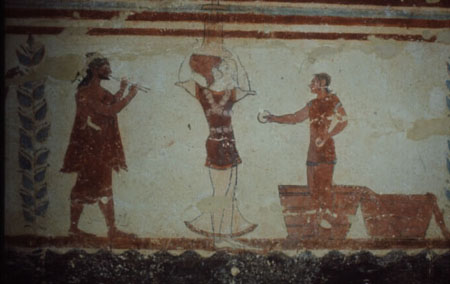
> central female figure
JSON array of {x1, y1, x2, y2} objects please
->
[{"x1": 176, "y1": 53, "x2": 257, "y2": 248}]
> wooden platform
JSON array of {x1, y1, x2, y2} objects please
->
[{"x1": 278, "y1": 185, "x2": 450, "y2": 240}]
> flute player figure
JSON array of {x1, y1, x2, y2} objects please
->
[
  {"x1": 261, "y1": 73, "x2": 348, "y2": 229},
  {"x1": 61, "y1": 53, "x2": 139, "y2": 239}
]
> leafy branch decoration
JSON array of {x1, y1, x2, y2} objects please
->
[
  {"x1": 15, "y1": 35, "x2": 50, "y2": 226},
  {"x1": 446, "y1": 60, "x2": 450, "y2": 202}
]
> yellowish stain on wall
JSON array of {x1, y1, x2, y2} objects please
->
[{"x1": 407, "y1": 117, "x2": 450, "y2": 141}]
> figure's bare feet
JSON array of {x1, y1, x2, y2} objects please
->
[
  {"x1": 108, "y1": 228, "x2": 136, "y2": 239},
  {"x1": 69, "y1": 227, "x2": 97, "y2": 238}
]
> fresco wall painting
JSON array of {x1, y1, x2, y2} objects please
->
[{"x1": 4, "y1": 0, "x2": 450, "y2": 253}]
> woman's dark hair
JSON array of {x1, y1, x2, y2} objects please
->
[{"x1": 77, "y1": 57, "x2": 109, "y2": 89}]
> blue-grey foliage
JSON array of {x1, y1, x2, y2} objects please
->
[{"x1": 15, "y1": 35, "x2": 50, "y2": 226}]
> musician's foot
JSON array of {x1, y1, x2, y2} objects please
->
[
  {"x1": 108, "y1": 228, "x2": 137, "y2": 239},
  {"x1": 69, "y1": 227, "x2": 97, "y2": 238}
]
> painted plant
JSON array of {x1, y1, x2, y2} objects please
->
[
  {"x1": 15, "y1": 35, "x2": 50, "y2": 228},
  {"x1": 446, "y1": 60, "x2": 450, "y2": 202}
]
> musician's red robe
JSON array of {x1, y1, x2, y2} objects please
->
[{"x1": 61, "y1": 87, "x2": 127, "y2": 203}]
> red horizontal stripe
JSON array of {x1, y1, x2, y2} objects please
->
[
  {"x1": 87, "y1": 28, "x2": 205, "y2": 37},
  {"x1": 221, "y1": 0, "x2": 450, "y2": 8},
  {"x1": 87, "y1": 27, "x2": 436, "y2": 42},
  {"x1": 5, "y1": 25, "x2": 64, "y2": 35},
  {"x1": 5, "y1": 8, "x2": 120, "y2": 19},
  {"x1": 5, "y1": 9, "x2": 450, "y2": 29},
  {"x1": 5, "y1": 235, "x2": 450, "y2": 251},
  {"x1": 128, "y1": 12, "x2": 450, "y2": 29},
  {"x1": 5, "y1": 25, "x2": 436, "y2": 42}
]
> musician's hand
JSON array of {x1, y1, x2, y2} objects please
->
[
  {"x1": 128, "y1": 84, "x2": 138, "y2": 96},
  {"x1": 120, "y1": 78, "x2": 129, "y2": 91}
]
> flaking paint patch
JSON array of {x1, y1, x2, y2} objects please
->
[
  {"x1": 436, "y1": 30, "x2": 450, "y2": 44},
  {"x1": 362, "y1": 36, "x2": 405, "y2": 59},
  {"x1": 59, "y1": 27, "x2": 89, "y2": 36},
  {"x1": 110, "y1": 11, "x2": 135, "y2": 28},
  {"x1": 107, "y1": 41, "x2": 199, "y2": 61},
  {"x1": 306, "y1": 45, "x2": 344, "y2": 64},
  {"x1": 422, "y1": 30, "x2": 435, "y2": 41},
  {"x1": 303, "y1": 37, "x2": 404, "y2": 66},
  {"x1": 406, "y1": 117, "x2": 450, "y2": 141}
]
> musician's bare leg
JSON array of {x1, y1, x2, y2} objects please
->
[
  {"x1": 99, "y1": 196, "x2": 136, "y2": 239},
  {"x1": 69, "y1": 178, "x2": 96, "y2": 238},
  {"x1": 69, "y1": 200, "x2": 96, "y2": 238}
]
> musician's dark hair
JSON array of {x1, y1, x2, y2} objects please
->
[
  {"x1": 314, "y1": 73, "x2": 331, "y2": 88},
  {"x1": 77, "y1": 57, "x2": 109, "y2": 89}
]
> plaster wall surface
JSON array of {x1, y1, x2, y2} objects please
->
[{"x1": 4, "y1": 0, "x2": 450, "y2": 265}]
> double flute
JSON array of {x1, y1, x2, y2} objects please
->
[{"x1": 109, "y1": 75, "x2": 151, "y2": 93}]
